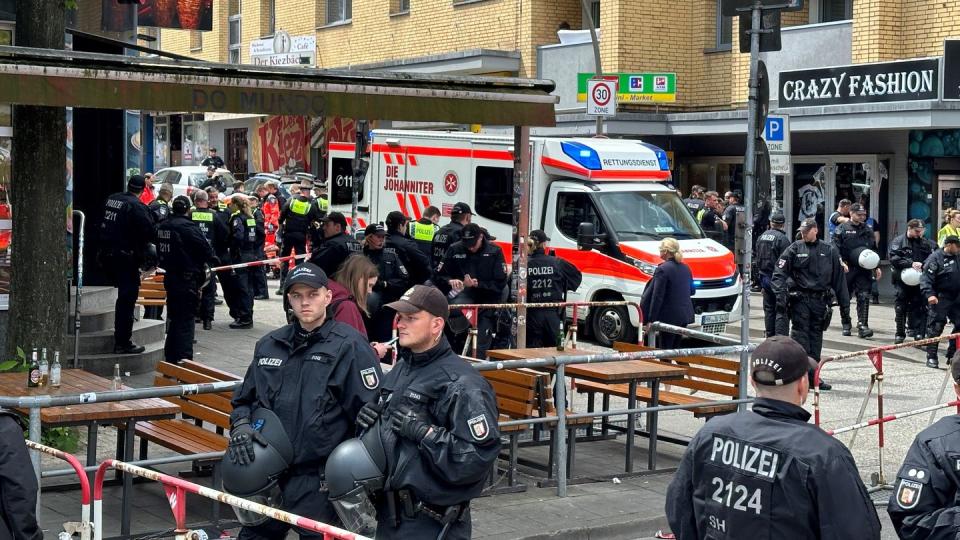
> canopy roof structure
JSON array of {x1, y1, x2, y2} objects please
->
[{"x1": 0, "y1": 46, "x2": 557, "y2": 126}]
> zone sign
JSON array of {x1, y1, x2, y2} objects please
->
[{"x1": 587, "y1": 79, "x2": 617, "y2": 116}]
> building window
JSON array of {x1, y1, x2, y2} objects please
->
[
  {"x1": 474, "y1": 166, "x2": 513, "y2": 225},
  {"x1": 262, "y1": 0, "x2": 275, "y2": 36},
  {"x1": 228, "y1": 0, "x2": 241, "y2": 63},
  {"x1": 139, "y1": 27, "x2": 161, "y2": 51},
  {"x1": 391, "y1": 0, "x2": 410, "y2": 15},
  {"x1": 582, "y1": 0, "x2": 599, "y2": 29},
  {"x1": 326, "y1": 0, "x2": 352, "y2": 24},
  {"x1": 189, "y1": 30, "x2": 202, "y2": 51},
  {"x1": 819, "y1": 0, "x2": 852, "y2": 22},
  {"x1": 716, "y1": 0, "x2": 732, "y2": 48}
]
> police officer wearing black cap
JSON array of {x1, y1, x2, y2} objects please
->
[
  {"x1": 354, "y1": 285, "x2": 500, "y2": 539},
  {"x1": 834, "y1": 203, "x2": 881, "y2": 338},
  {"x1": 100, "y1": 174, "x2": 156, "y2": 354},
  {"x1": 431, "y1": 202, "x2": 472, "y2": 272},
  {"x1": 230, "y1": 262, "x2": 382, "y2": 539},
  {"x1": 888, "y1": 353, "x2": 960, "y2": 538},
  {"x1": 385, "y1": 211, "x2": 432, "y2": 286},
  {"x1": 310, "y1": 211, "x2": 362, "y2": 278},
  {"x1": 157, "y1": 196, "x2": 217, "y2": 364},
  {"x1": 191, "y1": 190, "x2": 229, "y2": 330},
  {"x1": 666, "y1": 335, "x2": 881, "y2": 539},
  {"x1": 771, "y1": 218, "x2": 849, "y2": 391},
  {"x1": 890, "y1": 218, "x2": 937, "y2": 344},
  {"x1": 526, "y1": 230, "x2": 582, "y2": 347},
  {"x1": 435, "y1": 223, "x2": 508, "y2": 359},
  {"x1": 148, "y1": 183, "x2": 173, "y2": 225},
  {"x1": 921, "y1": 235, "x2": 960, "y2": 369},
  {"x1": 755, "y1": 211, "x2": 792, "y2": 337},
  {"x1": 363, "y1": 223, "x2": 410, "y2": 342},
  {"x1": 223, "y1": 194, "x2": 257, "y2": 329},
  {"x1": 277, "y1": 179, "x2": 321, "y2": 294}
]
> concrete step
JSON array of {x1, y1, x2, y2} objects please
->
[
  {"x1": 77, "y1": 341, "x2": 164, "y2": 376},
  {"x1": 75, "y1": 319, "x2": 166, "y2": 355},
  {"x1": 68, "y1": 307, "x2": 115, "y2": 334},
  {"x1": 70, "y1": 286, "x2": 117, "y2": 313}
]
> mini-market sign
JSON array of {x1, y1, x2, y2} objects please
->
[{"x1": 577, "y1": 73, "x2": 677, "y2": 103}]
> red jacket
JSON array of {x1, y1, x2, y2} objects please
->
[
  {"x1": 139, "y1": 186, "x2": 156, "y2": 205},
  {"x1": 327, "y1": 279, "x2": 367, "y2": 338}
]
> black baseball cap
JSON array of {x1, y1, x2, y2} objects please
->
[
  {"x1": 530, "y1": 230, "x2": 551, "y2": 243},
  {"x1": 386, "y1": 285, "x2": 449, "y2": 319},
  {"x1": 127, "y1": 174, "x2": 146, "y2": 190},
  {"x1": 850, "y1": 203, "x2": 867, "y2": 214},
  {"x1": 770, "y1": 211, "x2": 785, "y2": 224},
  {"x1": 945, "y1": 235, "x2": 960, "y2": 246},
  {"x1": 364, "y1": 223, "x2": 386, "y2": 236},
  {"x1": 452, "y1": 202, "x2": 472, "y2": 216},
  {"x1": 751, "y1": 336, "x2": 818, "y2": 386},
  {"x1": 797, "y1": 218, "x2": 818, "y2": 232},
  {"x1": 321, "y1": 212, "x2": 348, "y2": 229},
  {"x1": 386, "y1": 211, "x2": 409, "y2": 229},
  {"x1": 171, "y1": 196, "x2": 192, "y2": 215},
  {"x1": 461, "y1": 223, "x2": 483, "y2": 242},
  {"x1": 283, "y1": 262, "x2": 329, "y2": 292}
]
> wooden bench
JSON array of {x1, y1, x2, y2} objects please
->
[{"x1": 138, "y1": 274, "x2": 166, "y2": 319}]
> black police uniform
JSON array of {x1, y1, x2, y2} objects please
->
[
  {"x1": 921, "y1": 248, "x2": 960, "y2": 364},
  {"x1": 431, "y1": 221, "x2": 464, "y2": 272},
  {"x1": 363, "y1": 245, "x2": 410, "y2": 342},
  {"x1": 100, "y1": 190, "x2": 155, "y2": 350},
  {"x1": 771, "y1": 239, "x2": 850, "y2": 362},
  {"x1": 386, "y1": 231, "x2": 432, "y2": 286},
  {"x1": 191, "y1": 207, "x2": 229, "y2": 325},
  {"x1": 148, "y1": 198, "x2": 170, "y2": 224},
  {"x1": 526, "y1": 248, "x2": 582, "y2": 347},
  {"x1": 834, "y1": 220, "x2": 877, "y2": 334},
  {"x1": 666, "y1": 398, "x2": 881, "y2": 539},
  {"x1": 722, "y1": 203, "x2": 742, "y2": 250},
  {"x1": 278, "y1": 195, "x2": 319, "y2": 286},
  {"x1": 435, "y1": 238, "x2": 508, "y2": 359},
  {"x1": 888, "y1": 414, "x2": 960, "y2": 539},
  {"x1": 683, "y1": 197, "x2": 704, "y2": 218},
  {"x1": 157, "y1": 214, "x2": 216, "y2": 363},
  {"x1": 890, "y1": 233, "x2": 936, "y2": 342},
  {"x1": 231, "y1": 319, "x2": 382, "y2": 539},
  {"x1": 200, "y1": 175, "x2": 227, "y2": 193},
  {"x1": 310, "y1": 232, "x2": 362, "y2": 278},
  {"x1": 201, "y1": 155, "x2": 225, "y2": 169},
  {"x1": 221, "y1": 211, "x2": 257, "y2": 324},
  {"x1": 755, "y1": 226, "x2": 792, "y2": 337},
  {"x1": 0, "y1": 410, "x2": 42, "y2": 540},
  {"x1": 408, "y1": 218, "x2": 438, "y2": 261},
  {"x1": 373, "y1": 337, "x2": 500, "y2": 540},
  {"x1": 251, "y1": 208, "x2": 269, "y2": 298}
]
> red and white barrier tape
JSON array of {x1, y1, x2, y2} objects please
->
[
  {"x1": 827, "y1": 400, "x2": 960, "y2": 436},
  {"x1": 210, "y1": 253, "x2": 309, "y2": 273}
]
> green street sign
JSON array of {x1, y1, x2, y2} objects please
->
[{"x1": 577, "y1": 73, "x2": 677, "y2": 103}]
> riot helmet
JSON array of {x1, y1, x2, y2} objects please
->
[
  {"x1": 326, "y1": 427, "x2": 387, "y2": 534},
  {"x1": 853, "y1": 247, "x2": 880, "y2": 270},
  {"x1": 900, "y1": 267, "x2": 922, "y2": 287}
]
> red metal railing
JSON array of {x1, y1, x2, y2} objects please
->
[{"x1": 25, "y1": 440, "x2": 92, "y2": 540}]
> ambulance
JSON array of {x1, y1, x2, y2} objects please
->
[{"x1": 327, "y1": 130, "x2": 741, "y2": 345}]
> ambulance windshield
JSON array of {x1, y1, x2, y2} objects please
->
[{"x1": 594, "y1": 191, "x2": 704, "y2": 240}]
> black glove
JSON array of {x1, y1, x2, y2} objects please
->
[
  {"x1": 228, "y1": 420, "x2": 268, "y2": 465},
  {"x1": 389, "y1": 408, "x2": 433, "y2": 444},
  {"x1": 356, "y1": 401, "x2": 383, "y2": 430}
]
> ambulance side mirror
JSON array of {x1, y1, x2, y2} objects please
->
[{"x1": 577, "y1": 222, "x2": 606, "y2": 251}]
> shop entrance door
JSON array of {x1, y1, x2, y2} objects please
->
[
  {"x1": 225, "y1": 128, "x2": 248, "y2": 179},
  {"x1": 937, "y1": 175, "x2": 960, "y2": 228}
]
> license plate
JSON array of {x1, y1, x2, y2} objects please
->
[{"x1": 701, "y1": 312, "x2": 729, "y2": 325}]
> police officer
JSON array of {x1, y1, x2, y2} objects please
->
[
  {"x1": 834, "y1": 203, "x2": 880, "y2": 338},
  {"x1": 200, "y1": 147, "x2": 225, "y2": 169},
  {"x1": 277, "y1": 179, "x2": 320, "y2": 294},
  {"x1": 191, "y1": 190, "x2": 228, "y2": 330},
  {"x1": 408, "y1": 205, "x2": 440, "y2": 260},
  {"x1": 148, "y1": 183, "x2": 173, "y2": 224},
  {"x1": 313, "y1": 183, "x2": 329, "y2": 218},
  {"x1": 755, "y1": 211, "x2": 792, "y2": 337},
  {"x1": 386, "y1": 211, "x2": 432, "y2": 286},
  {"x1": 354, "y1": 285, "x2": 500, "y2": 539},
  {"x1": 222, "y1": 195, "x2": 257, "y2": 329},
  {"x1": 157, "y1": 196, "x2": 217, "y2": 364},
  {"x1": 431, "y1": 202, "x2": 472, "y2": 271},
  {"x1": 249, "y1": 195, "x2": 269, "y2": 300},
  {"x1": 230, "y1": 262, "x2": 382, "y2": 539},
  {"x1": 890, "y1": 218, "x2": 937, "y2": 344},
  {"x1": 771, "y1": 218, "x2": 849, "y2": 391},
  {"x1": 888, "y1": 354, "x2": 960, "y2": 538},
  {"x1": 435, "y1": 223, "x2": 508, "y2": 359},
  {"x1": 666, "y1": 336, "x2": 881, "y2": 539},
  {"x1": 310, "y1": 211, "x2": 362, "y2": 277},
  {"x1": 200, "y1": 166, "x2": 227, "y2": 193},
  {"x1": 100, "y1": 174, "x2": 155, "y2": 354},
  {"x1": 362, "y1": 223, "x2": 410, "y2": 342},
  {"x1": 0, "y1": 408, "x2": 41, "y2": 539},
  {"x1": 921, "y1": 235, "x2": 960, "y2": 369},
  {"x1": 721, "y1": 190, "x2": 743, "y2": 251},
  {"x1": 526, "y1": 230, "x2": 582, "y2": 347},
  {"x1": 683, "y1": 185, "x2": 705, "y2": 217}
]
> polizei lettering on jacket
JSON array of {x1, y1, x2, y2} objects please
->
[
  {"x1": 780, "y1": 58, "x2": 939, "y2": 108},
  {"x1": 709, "y1": 435, "x2": 781, "y2": 479}
]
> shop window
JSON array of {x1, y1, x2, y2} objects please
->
[
  {"x1": 330, "y1": 157, "x2": 363, "y2": 205},
  {"x1": 474, "y1": 166, "x2": 513, "y2": 225},
  {"x1": 189, "y1": 30, "x2": 202, "y2": 51},
  {"x1": 582, "y1": 0, "x2": 600, "y2": 28},
  {"x1": 819, "y1": 0, "x2": 852, "y2": 22},
  {"x1": 556, "y1": 192, "x2": 605, "y2": 239},
  {"x1": 716, "y1": 0, "x2": 732, "y2": 48}
]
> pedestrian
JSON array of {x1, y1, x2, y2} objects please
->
[
  {"x1": 938, "y1": 209, "x2": 960, "y2": 246},
  {"x1": 721, "y1": 190, "x2": 743, "y2": 250},
  {"x1": 248, "y1": 195, "x2": 270, "y2": 300},
  {"x1": 200, "y1": 147, "x2": 225, "y2": 169},
  {"x1": 190, "y1": 190, "x2": 229, "y2": 330},
  {"x1": 352, "y1": 284, "x2": 500, "y2": 539},
  {"x1": 222, "y1": 194, "x2": 256, "y2": 329},
  {"x1": 0, "y1": 408, "x2": 42, "y2": 539},
  {"x1": 228, "y1": 262, "x2": 382, "y2": 539},
  {"x1": 834, "y1": 203, "x2": 881, "y2": 338},
  {"x1": 755, "y1": 211, "x2": 792, "y2": 337},
  {"x1": 362, "y1": 223, "x2": 409, "y2": 342},
  {"x1": 408, "y1": 205, "x2": 441, "y2": 259},
  {"x1": 309, "y1": 211, "x2": 362, "y2": 278},
  {"x1": 888, "y1": 353, "x2": 960, "y2": 538},
  {"x1": 682, "y1": 185, "x2": 705, "y2": 217},
  {"x1": 157, "y1": 196, "x2": 217, "y2": 364},
  {"x1": 99, "y1": 174, "x2": 155, "y2": 354},
  {"x1": 431, "y1": 202, "x2": 472, "y2": 271},
  {"x1": 771, "y1": 218, "x2": 849, "y2": 390},
  {"x1": 148, "y1": 182, "x2": 173, "y2": 224},
  {"x1": 275, "y1": 179, "x2": 319, "y2": 294},
  {"x1": 265, "y1": 179, "x2": 287, "y2": 211},
  {"x1": 665, "y1": 335, "x2": 881, "y2": 539},
  {"x1": 921, "y1": 235, "x2": 960, "y2": 369},
  {"x1": 525, "y1": 230, "x2": 582, "y2": 347},
  {"x1": 139, "y1": 172, "x2": 156, "y2": 205},
  {"x1": 640, "y1": 238, "x2": 695, "y2": 350},
  {"x1": 828, "y1": 198, "x2": 852, "y2": 239},
  {"x1": 889, "y1": 219, "x2": 936, "y2": 344},
  {"x1": 697, "y1": 191, "x2": 727, "y2": 240},
  {"x1": 435, "y1": 223, "x2": 508, "y2": 359}
]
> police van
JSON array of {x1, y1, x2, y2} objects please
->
[{"x1": 327, "y1": 130, "x2": 740, "y2": 344}]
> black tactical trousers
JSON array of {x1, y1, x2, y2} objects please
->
[
  {"x1": 790, "y1": 294, "x2": 828, "y2": 361},
  {"x1": 110, "y1": 259, "x2": 141, "y2": 347},
  {"x1": 894, "y1": 286, "x2": 926, "y2": 338},
  {"x1": 238, "y1": 472, "x2": 337, "y2": 540},
  {"x1": 925, "y1": 299, "x2": 960, "y2": 361},
  {"x1": 373, "y1": 499, "x2": 471, "y2": 540},
  {"x1": 163, "y1": 274, "x2": 199, "y2": 363},
  {"x1": 198, "y1": 275, "x2": 217, "y2": 322},
  {"x1": 760, "y1": 275, "x2": 789, "y2": 337},
  {"x1": 527, "y1": 308, "x2": 562, "y2": 348}
]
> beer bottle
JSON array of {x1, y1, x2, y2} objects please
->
[
  {"x1": 27, "y1": 348, "x2": 40, "y2": 388},
  {"x1": 39, "y1": 348, "x2": 49, "y2": 387},
  {"x1": 556, "y1": 321, "x2": 565, "y2": 351}
]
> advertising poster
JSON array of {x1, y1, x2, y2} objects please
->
[{"x1": 136, "y1": 0, "x2": 214, "y2": 31}]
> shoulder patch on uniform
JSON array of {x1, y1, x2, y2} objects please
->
[
  {"x1": 360, "y1": 367, "x2": 379, "y2": 390},
  {"x1": 896, "y1": 478, "x2": 923, "y2": 509},
  {"x1": 467, "y1": 414, "x2": 491, "y2": 441},
  {"x1": 777, "y1": 258, "x2": 786, "y2": 268}
]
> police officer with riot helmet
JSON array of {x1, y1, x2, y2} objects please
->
[
  {"x1": 156, "y1": 196, "x2": 217, "y2": 364},
  {"x1": 363, "y1": 223, "x2": 410, "y2": 342},
  {"x1": 834, "y1": 203, "x2": 881, "y2": 338},
  {"x1": 889, "y1": 219, "x2": 937, "y2": 344},
  {"x1": 666, "y1": 336, "x2": 881, "y2": 539},
  {"x1": 350, "y1": 285, "x2": 500, "y2": 539},
  {"x1": 431, "y1": 202, "x2": 472, "y2": 272},
  {"x1": 385, "y1": 211, "x2": 432, "y2": 286},
  {"x1": 222, "y1": 195, "x2": 257, "y2": 329},
  {"x1": 228, "y1": 263, "x2": 382, "y2": 539},
  {"x1": 921, "y1": 235, "x2": 960, "y2": 369},
  {"x1": 771, "y1": 218, "x2": 849, "y2": 391},
  {"x1": 277, "y1": 179, "x2": 320, "y2": 295},
  {"x1": 755, "y1": 211, "x2": 791, "y2": 337},
  {"x1": 310, "y1": 211, "x2": 362, "y2": 277},
  {"x1": 99, "y1": 174, "x2": 155, "y2": 355},
  {"x1": 191, "y1": 190, "x2": 229, "y2": 330},
  {"x1": 888, "y1": 353, "x2": 960, "y2": 538},
  {"x1": 526, "y1": 230, "x2": 582, "y2": 347}
]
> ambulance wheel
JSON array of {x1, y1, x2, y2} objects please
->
[{"x1": 590, "y1": 304, "x2": 637, "y2": 347}]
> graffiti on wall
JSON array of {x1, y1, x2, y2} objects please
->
[
  {"x1": 252, "y1": 116, "x2": 310, "y2": 174},
  {"x1": 907, "y1": 130, "x2": 960, "y2": 235}
]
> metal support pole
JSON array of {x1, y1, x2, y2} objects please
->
[
  {"x1": 73, "y1": 210, "x2": 86, "y2": 368},
  {"x1": 351, "y1": 120, "x2": 368, "y2": 234},
  {"x1": 738, "y1": 3, "x2": 762, "y2": 412},
  {"x1": 29, "y1": 407, "x2": 41, "y2": 519},
  {"x1": 555, "y1": 362, "x2": 567, "y2": 497},
  {"x1": 511, "y1": 126, "x2": 531, "y2": 348},
  {"x1": 580, "y1": 0, "x2": 604, "y2": 136}
]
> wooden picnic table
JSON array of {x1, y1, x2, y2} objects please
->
[{"x1": 487, "y1": 347, "x2": 687, "y2": 472}]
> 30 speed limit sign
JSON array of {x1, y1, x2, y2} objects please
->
[{"x1": 587, "y1": 79, "x2": 617, "y2": 116}]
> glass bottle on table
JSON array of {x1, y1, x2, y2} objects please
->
[
  {"x1": 50, "y1": 351, "x2": 62, "y2": 388},
  {"x1": 556, "y1": 321, "x2": 566, "y2": 351},
  {"x1": 39, "y1": 348, "x2": 49, "y2": 387},
  {"x1": 111, "y1": 363, "x2": 122, "y2": 391},
  {"x1": 27, "y1": 348, "x2": 40, "y2": 388}
]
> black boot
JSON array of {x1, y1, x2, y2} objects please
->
[
  {"x1": 894, "y1": 303, "x2": 907, "y2": 345},
  {"x1": 927, "y1": 356, "x2": 940, "y2": 369},
  {"x1": 857, "y1": 298, "x2": 873, "y2": 338},
  {"x1": 840, "y1": 305, "x2": 852, "y2": 336}
]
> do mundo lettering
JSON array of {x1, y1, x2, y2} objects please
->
[{"x1": 191, "y1": 89, "x2": 326, "y2": 116}]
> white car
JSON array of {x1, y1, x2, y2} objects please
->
[{"x1": 151, "y1": 166, "x2": 238, "y2": 198}]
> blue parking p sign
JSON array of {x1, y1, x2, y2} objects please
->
[
  {"x1": 765, "y1": 117, "x2": 784, "y2": 141},
  {"x1": 762, "y1": 114, "x2": 790, "y2": 153}
]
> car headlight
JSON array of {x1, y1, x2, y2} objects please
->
[{"x1": 634, "y1": 259, "x2": 658, "y2": 276}]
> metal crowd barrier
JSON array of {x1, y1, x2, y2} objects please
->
[{"x1": 26, "y1": 440, "x2": 93, "y2": 540}]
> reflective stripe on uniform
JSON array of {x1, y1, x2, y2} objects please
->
[
  {"x1": 192, "y1": 212, "x2": 213, "y2": 222},
  {"x1": 410, "y1": 221, "x2": 436, "y2": 242},
  {"x1": 291, "y1": 199, "x2": 311, "y2": 215},
  {"x1": 246, "y1": 218, "x2": 256, "y2": 227},
  {"x1": 316, "y1": 197, "x2": 329, "y2": 212}
]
